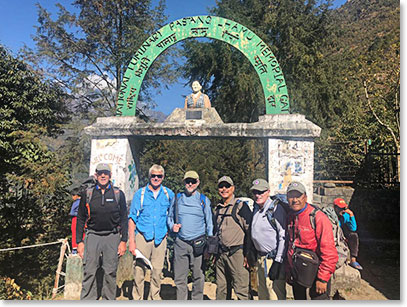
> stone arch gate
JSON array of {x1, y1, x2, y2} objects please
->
[
  {"x1": 66, "y1": 17, "x2": 322, "y2": 299},
  {"x1": 84, "y1": 109, "x2": 321, "y2": 204},
  {"x1": 85, "y1": 15, "x2": 321, "y2": 204}
]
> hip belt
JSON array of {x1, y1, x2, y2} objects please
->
[
  {"x1": 86, "y1": 227, "x2": 119, "y2": 236},
  {"x1": 180, "y1": 234, "x2": 205, "y2": 246},
  {"x1": 258, "y1": 249, "x2": 277, "y2": 259}
]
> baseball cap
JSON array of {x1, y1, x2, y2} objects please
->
[
  {"x1": 286, "y1": 181, "x2": 306, "y2": 194},
  {"x1": 218, "y1": 176, "x2": 234, "y2": 186},
  {"x1": 96, "y1": 163, "x2": 111, "y2": 172},
  {"x1": 333, "y1": 198, "x2": 348, "y2": 209},
  {"x1": 183, "y1": 170, "x2": 199, "y2": 180},
  {"x1": 250, "y1": 179, "x2": 269, "y2": 191}
]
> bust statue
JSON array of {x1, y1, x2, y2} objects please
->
[{"x1": 184, "y1": 80, "x2": 211, "y2": 109}]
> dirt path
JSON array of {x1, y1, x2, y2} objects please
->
[{"x1": 116, "y1": 239, "x2": 399, "y2": 300}]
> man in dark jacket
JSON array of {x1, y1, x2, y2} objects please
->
[
  {"x1": 76, "y1": 163, "x2": 128, "y2": 300},
  {"x1": 286, "y1": 181, "x2": 338, "y2": 300}
]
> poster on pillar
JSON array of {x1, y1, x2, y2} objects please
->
[
  {"x1": 268, "y1": 138, "x2": 315, "y2": 203},
  {"x1": 90, "y1": 138, "x2": 138, "y2": 203}
]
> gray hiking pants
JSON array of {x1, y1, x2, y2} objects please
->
[
  {"x1": 216, "y1": 248, "x2": 250, "y2": 300},
  {"x1": 173, "y1": 237, "x2": 205, "y2": 300},
  {"x1": 81, "y1": 231, "x2": 120, "y2": 300}
]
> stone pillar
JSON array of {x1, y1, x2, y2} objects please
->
[
  {"x1": 263, "y1": 114, "x2": 320, "y2": 203},
  {"x1": 89, "y1": 136, "x2": 138, "y2": 202}
]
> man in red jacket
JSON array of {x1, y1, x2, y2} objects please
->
[{"x1": 285, "y1": 181, "x2": 338, "y2": 300}]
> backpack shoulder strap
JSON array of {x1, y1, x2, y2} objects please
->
[
  {"x1": 265, "y1": 198, "x2": 280, "y2": 231},
  {"x1": 140, "y1": 186, "x2": 146, "y2": 210},
  {"x1": 309, "y1": 204, "x2": 321, "y2": 230},
  {"x1": 162, "y1": 186, "x2": 170, "y2": 200},
  {"x1": 231, "y1": 199, "x2": 246, "y2": 232},
  {"x1": 85, "y1": 187, "x2": 94, "y2": 221},
  {"x1": 86, "y1": 187, "x2": 93, "y2": 205},
  {"x1": 113, "y1": 186, "x2": 121, "y2": 204},
  {"x1": 200, "y1": 193, "x2": 206, "y2": 209}
]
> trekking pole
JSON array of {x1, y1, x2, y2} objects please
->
[{"x1": 52, "y1": 238, "x2": 68, "y2": 299}]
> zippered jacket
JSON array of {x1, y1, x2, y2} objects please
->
[
  {"x1": 286, "y1": 203, "x2": 338, "y2": 282},
  {"x1": 76, "y1": 183, "x2": 128, "y2": 243}
]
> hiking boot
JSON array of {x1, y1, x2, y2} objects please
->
[{"x1": 350, "y1": 261, "x2": 363, "y2": 270}]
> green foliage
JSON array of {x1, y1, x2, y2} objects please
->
[
  {"x1": 23, "y1": 0, "x2": 178, "y2": 118},
  {"x1": 0, "y1": 45, "x2": 71, "y2": 296},
  {"x1": 180, "y1": 0, "x2": 399, "y2": 182},
  {"x1": 0, "y1": 277, "x2": 33, "y2": 300},
  {"x1": 138, "y1": 139, "x2": 266, "y2": 201},
  {"x1": 313, "y1": 0, "x2": 400, "y2": 182}
]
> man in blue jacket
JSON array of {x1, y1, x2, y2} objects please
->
[
  {"x1": 333, "y1": 198, "x2": 363, "y2": 270},
  {"x1": 128, "y1": 164, "x2": 175, "y2": 300},
  {"x1": 167, "y1": 170, "x2": 213, "y2": 300}
]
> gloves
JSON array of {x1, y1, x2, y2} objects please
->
[{"x1": 268, "y1": 261, "x2": 282, "y2": 280}]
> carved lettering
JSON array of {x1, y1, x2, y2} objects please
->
[
  {"x1": 134, "y1": 57, "x2": 151, "y2": 78},
  {"x1": 280, "y1": 95, "x2": 289, "y2": 112},
  {"x1": 254, "y1": 55, "x2": 268, "y2": 74},
  {"x1": 191, "y1": 27, "x2": 209, "y2": 36},
  {"x1": 222, "y1": 29, "x2": 239, "y2": 41},
  {"x1": 156, "y1": 33, "x2": 177, "y2": 48},
  {"x1": 267, "y1": 94, "x2": 277, "y2": 108}
]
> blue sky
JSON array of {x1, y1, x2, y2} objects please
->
[{"x1": 0, "y1": 0, "x2": 347, "y2": 115}]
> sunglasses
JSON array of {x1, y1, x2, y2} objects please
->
[
  {"x1": 185, "y1": 178, "x2": 197, "y2": 185},
  {"x1": 151, "y1": 174, "x2": 163, "y2": 179},
  {"x1": 97, "y1": 170, "x2": 111, "y2": 176},
  {"x1": 218, "y1": 183, "x2": 231, "y2": 189},
  {"x1": 252, "y1": 189, "x2": 267, "y2": 196}
]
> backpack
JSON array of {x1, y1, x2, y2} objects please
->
[
  {"x1": 309, "y1": 204, "x2": 349, "y2": 270},
  {"x1": 265, "y1": 194, "x2": 290, "y2": 231},
  {"x1": 85, "y1": 185, "x2": 121, "y2": 220},
  {"x1": 227, "y1": 199, "x2": 248, "y2": 232},
  {"x1": 140, "y1": 186, "x2": 170, "y2": 210},
  {"x1": 175, "y1": 192, "x2": 207, "y2": 224}
]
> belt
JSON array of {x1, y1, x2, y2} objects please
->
[
  {"x1": 86, "y1": 227, "x2": 119, "y2": 236},
  {"x1": 180, "y1": 234, "x2": 205, "y2": 245},
  {"x1": 258, "y1": 249, "x2": 277, "y2": 259},
  {"x1": 220, "y1": 244, "x2": 243, "y2": 254}
]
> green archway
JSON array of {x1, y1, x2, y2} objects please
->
[{"x1": 116, "y1": 15, "x2": 290, "y2": 116}]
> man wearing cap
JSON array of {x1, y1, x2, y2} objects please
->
[
  {"x1": 248, "y1": 178, "x2": 287, "y2": 300},
  {"x1": 76, "y1": 163, "x2": 128, "y2": 300},
  {"x1": 167, "y1": 170, "x2": 213, "y2": 300},
  {"x1": 128, "y1": 164, "x2": 175, "y2": 300},
  {"x1": 213, "y1": 176, "x2": 252, "y2": 300},
  {"x1": 333, "y1": 198, "x2": 362, "y2": 270},
  {"x1": 286, "y1": 181, "x2": 338, "y2": 300}
]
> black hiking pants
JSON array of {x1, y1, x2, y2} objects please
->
[
  {"x1": 81, "y1": 231, "x2": 120, "y2": 300},
  {"x1": 292, "y1": 278, "x2": 331, "y2": 300},
  {"x1": 343, "y1": 228, "x2": 359, "y2": 258}
]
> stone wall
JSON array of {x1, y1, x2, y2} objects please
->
[
  {"x1": 312, "y1": 183, "x2": 355, "y2": 208},
  {"x1": 312, "y1": 183, "x2": 400, "y2": 240}
]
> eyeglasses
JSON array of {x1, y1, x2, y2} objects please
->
[
  {"x1": 218, "y1": 183, "x2": 231, "y2": 189},
  {"x1": 97, "y1": 170, "x2": 111, "y2": 176},
  {"x1": 185, "y1": 178, "x2": 197, "y2": 185},
  {"x1": 252, "y1": 189, "x2": 267, "y2": 196},
  {"x1": 151, "y1": 174, "x2": 163, "y2": 179}
]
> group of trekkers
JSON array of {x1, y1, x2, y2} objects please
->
[{"x1": 69, "y1": 163, "x2": 362, "y2": 300}]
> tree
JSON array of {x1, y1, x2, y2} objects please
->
[
  {"x1": 318, "y1": 0, "x2": 400, "y2": 183},
  {"x1": 181, "y1": 0, "x2": 334, "y2": 124},
  {"x1": 0, "y1": 45, "x2": 71, "y2": 297},
  {"x1": 23, "y1": 0, "x2": 177, "y2": 119}
]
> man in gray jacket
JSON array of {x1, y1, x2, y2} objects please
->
[{"x1": 249, "y1": 179, "x2": 287, "y2": 300}]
